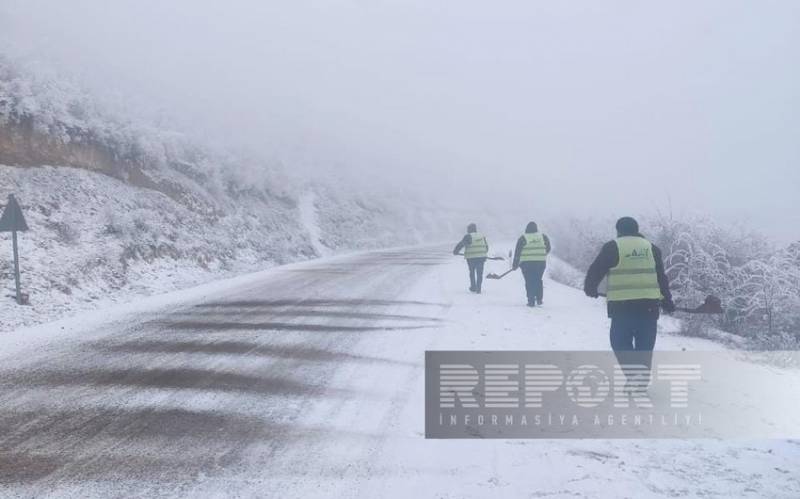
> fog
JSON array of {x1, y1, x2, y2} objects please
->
[{"x1": 2, "y1": 1, "x2": 798, "y2": 240}]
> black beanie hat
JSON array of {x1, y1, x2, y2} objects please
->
[{"x1": 615, "y1": 217, "x2": 639, "y2": 236}]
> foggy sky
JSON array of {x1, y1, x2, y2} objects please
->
[{"x1": 2, "y1": 1, "x2": 798, "y2": 240}]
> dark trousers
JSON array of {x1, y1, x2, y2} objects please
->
[
  {"x1": 609, "y1": 313, "x2": 658, "y2": 380},
  {"x1": 520, "y1": 261, "x2": 546, "y2": 304},
  {"x1": 466, "y1": 257, "x2": 486, "y2": 291}
]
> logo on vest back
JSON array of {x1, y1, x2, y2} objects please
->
[{"x1": 625, "y1": 248, "x2": 650, "y2": 259}]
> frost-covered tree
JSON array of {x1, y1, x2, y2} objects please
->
[
  {"x1": 551, "y1": 213, "x2": 800, "y2": 347},
  {"x1": 656, "y1": 216, "x2": 800, "y2": 344}
]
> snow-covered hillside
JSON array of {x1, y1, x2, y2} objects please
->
[{"x1": 0, "y1": 58, "x2": 464, "y2": 331}]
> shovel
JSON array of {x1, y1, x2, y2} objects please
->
[
  {"x1": 676, "y1": 295, "x2": 723, "y2": 314},
  {"x1": 486, "y1": 269, "x2": 515, "y2": 280},
  {"x1": 456, "y1": 253, "x2": 505, "y2": 261},
  {"x1": 597, "y1": 293, "x2": 723, "y2": 314}
]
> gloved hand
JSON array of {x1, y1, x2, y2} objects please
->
[
  {"x1": 661, "y1": 298, "x2": 676, "y2": 314},
  {"x1": 584, "y1": 287, "x2": 599, "y2": 298}
]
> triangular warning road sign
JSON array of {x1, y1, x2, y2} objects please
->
[{"x1": 0, "y1": 195, "x2": 29, "y2": 232}]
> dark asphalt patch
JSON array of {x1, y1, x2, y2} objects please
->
[
  {"x1": 284, "y1": 269, "x2": 355, "y2": 274},
  {"x1": 0, "y1": 407, "x2": 382, "y2": 485},
  {"x1": 162, "y1": 321, "x2": 437, "y2": 332},
  {"x1": 94, "y1": 340, "x2": 415, "y2": 366},
  {"x1": 0, "y1": 451, "x2": 238, "y2": 485},
  {"x1": 261, "y1": 310, "x2": 443, "y2": 321},
  {"x1": 0, "y1": 407, "x2": 267, "y2": 445},
  {"x1": 381, "y1": 262, "x2": 445, "y2": 266},
  {"x1": 176, "y1": 309, "x2": 443, "y2": 322},
  {"x1": 0, "y1": 452, "x2": 61, "y2": 484},
  {"x1": 3, "y1": 368, "x2": 352, "y2": 396},
  {"x1": 0, "y1": 408, "x2": 270, "y2": 484},
  {"x1": 194, "y1": 298, "x2": 447, "y2": 308},
  {"x1": 293, "y1": 259, "x2": 447, "y2": 268}
]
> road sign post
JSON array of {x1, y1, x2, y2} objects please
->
[{"x1": 0, "y1": 194, "x2": 30, "y2": 305}]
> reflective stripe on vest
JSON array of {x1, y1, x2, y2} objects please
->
[
  {"x1": 464, "y1": 232, "x2": 488, "y2": 259},
  {"x1": 607, "y1": 236, "x2": 662, "y2": 301},
  {"x1": 519, "y1": 232, "x2": 547, "y2": 262}
]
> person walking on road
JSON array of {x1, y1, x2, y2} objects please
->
[
  {"x1": 583, "y1": 217, "x2": 675, "y2": 388},
  {"x1": 453, "y1": 223, "x2": 489, "y2": 294},
  {"x1": 512, "y1": 221, "x2": 551, "y2": 307}
]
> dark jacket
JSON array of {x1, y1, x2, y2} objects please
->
[
  {"x1": 453, "y1": 233, "x2": 489, "y2": 258},
  {"x1": 512, "y1": 233, "x2": 551, "y2": 268},
  {"x1": 583, "y1": 234, "x2": 674, "y2": 318}
]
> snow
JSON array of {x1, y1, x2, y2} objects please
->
[
  {"x1": 0, "y1": 255, "x2": 301, "y2": 360},
  {"x1": 2, "y1": 247, "x2": 798, "y2": 498},
  {"x1": 1, "y1": 57, "x2": 465, "y2": 333},
  {"x1": 0, "y1": 165, "x2": 460, "y2": 332},
  {"x1": 283, "y1": 252, "x2": 800, "y2": 498},
  {"x1": 0, "y1": 165, "x2": 303, "y2": 332},
  {"x1": 298, "y1": 190, "x2": 329, "y2": 257}
]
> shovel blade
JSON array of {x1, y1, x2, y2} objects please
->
[
  {"x1": 486, "y1": 273, "x2": 501, "y2": 279},
  {"x1": 696, "y1": 295, "x2": 723, "y2": 314},
  {"x1": 677, "y1": 295, "x2": 723, "y2": 314}
]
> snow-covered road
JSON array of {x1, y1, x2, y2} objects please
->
[{"x1": 1, "y1": 246, "x2": 798, "y2": 498}]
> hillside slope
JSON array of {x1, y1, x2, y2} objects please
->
[{"x1": 0, "y1": 58, "x2": 455, "y2": 331}]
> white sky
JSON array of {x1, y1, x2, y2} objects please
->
[{"x1": 2, "y1": 0, "x2": 798, "y2": 241}]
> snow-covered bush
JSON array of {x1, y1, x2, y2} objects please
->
[
  {"x1": 545, "y1": 256, "x2": 585, "y2": 289},
  {"x1": 550, "y1": 214, "x2": 800, "y2": 348},
  {"x1": 652, "y1": 216, "x2": 800, "y2": 343},
  {"x1": 730, "y1": 246, "x2": 800, "y2": 340},
  {"x1": 546, "y1": 216, "x2": 613, "y2": 272}
]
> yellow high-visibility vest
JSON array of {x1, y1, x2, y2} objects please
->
[
  {"x1": 464, "y1": 233, "x2": 488, "y2": 259},
  {"x1": 607, "y1": 236, "x2": 662, "y2": 301},
  {"x1": 519, "y1": 232, "x2": 547, "y2": 262}
]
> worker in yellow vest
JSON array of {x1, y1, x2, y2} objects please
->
[
  {"x1": 512, "y1": 221, "x2": 551, "y2": 307},
  {"x1": 453, "y1": 223, "x2": 489, "y2": 294},
  {"x1": 584, "y1": 217, "x2": 675, "y2": 388}
]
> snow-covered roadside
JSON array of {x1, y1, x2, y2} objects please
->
[
  {"x1": 0, "y1": 165, "x2": 302, "y2": 332},
  {"x1": 0, "y1": 245, "x2": 392, "y2": 359},
  {"x1": 0, "y1": 165, "x2": 453, "y2": 333}
]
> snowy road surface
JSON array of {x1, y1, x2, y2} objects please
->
[{"x1": 1, "y1": 246, "x2": 799, "y2": 498}]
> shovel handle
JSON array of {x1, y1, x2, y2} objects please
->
[
  {"x1": 594, "y1": 293, "x2": 722, "y2": 314},
  {"x1": 455, "y1": 253, "x2": 504, "y2": 261}
]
